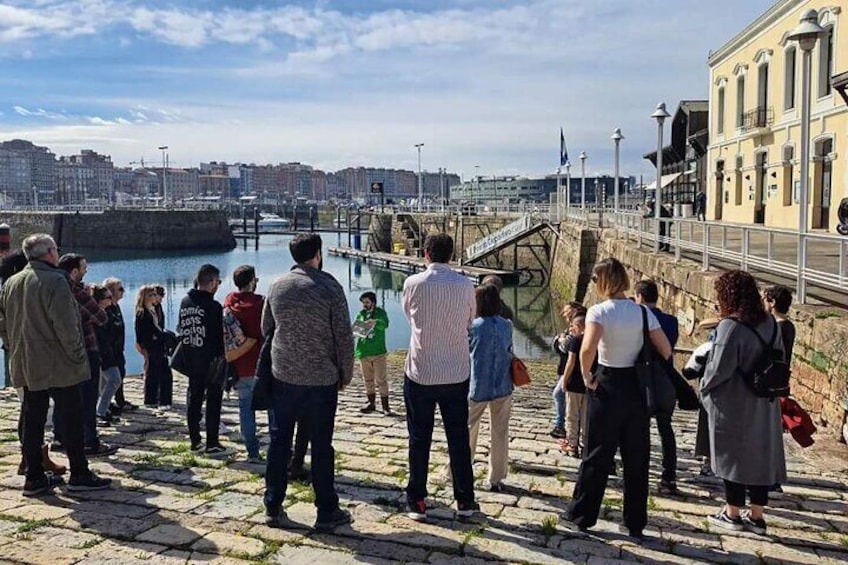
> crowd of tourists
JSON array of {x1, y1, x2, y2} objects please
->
[{"x1": 0, "y1": 229, "x2": 797, "y2": 538}]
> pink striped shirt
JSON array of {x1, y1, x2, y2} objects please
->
[{"x1": 402, "y1": 263, "x2": 476, "y2": 385}]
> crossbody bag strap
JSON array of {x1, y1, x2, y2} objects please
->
[{"x1": 639, "y1": 305, "x2": 651, "y2": 361}]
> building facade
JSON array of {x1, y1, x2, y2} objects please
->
[
  {"x1": 644, "y1": 101, "x2": 709, "y2": 210},
  {"x1": 450, "y1": 175, "x2": 637, "y2": 205},
  {"x1": 0, "y1": 139, "x2": 55, "y2": 204},
  {"x1": 707, "y1": 0, "x2": 845, "y2": 231},
  {"x1": 55, "y1": 156, "x2": 95, "y2": 205}
]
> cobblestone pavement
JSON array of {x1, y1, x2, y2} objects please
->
[{"x1": 0, "y1": 354, "x2": 846, "y2": 564}]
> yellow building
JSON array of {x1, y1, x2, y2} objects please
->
[{"x1": 707, "y1": 0, "x2": 845, "y2": 231}]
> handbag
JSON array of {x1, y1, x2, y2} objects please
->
[
  {"x1": 511, "y1": 356, "x2": 531, "y2": 387},
  {"x1": 252, "y1": 331, "x2": 274, "y2": 411},
  {"x1": 635, "y1": 306, "x2": 676, "y2": 416}
]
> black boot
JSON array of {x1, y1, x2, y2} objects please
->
[
  {"x1": 360, "y1": 394, "x2": 376, "y2": 414},
  {"x1": 381, "y1": 396, "x2": 392, "y2": 415}
]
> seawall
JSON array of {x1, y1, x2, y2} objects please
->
[{"x1": 0, "y1": 210, "x2": 236, "y2": 251}]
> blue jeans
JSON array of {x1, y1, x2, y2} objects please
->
[
  {"x1": 97, "y1": 365, "x2": 122, "y2": 418},
  {"x1": 403, "y1": 376, "x2": 475, "y2": 506},
  {"x1": 552, "y1": 380, "x2": 566, "y2": 428},
  {"x1": 234, "y1": 377, "x2": 264, "y2": 457},
  {"x1": 264, "y1": 381, "x2": 340, "y2": 521}
]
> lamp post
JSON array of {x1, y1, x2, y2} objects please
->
[
  {"x1": 158, "y1": 145, "x2": 168, "y2": 207},
  {"x1": 788, "y1": 9, "x2": 825, "y2": 304},
  {"x1": 651, "y1": 102, "x2": 671, "y2": 253},
  {"x1": 474, "y1": 164, "x2": 480, "y2": 210},
  {"x1": 414, "y1": 143, "x2": 424, "y2": 212},
  {"x1": 611, "y1": 128, "x2": 624, "y2": 215},
  {"x1": 579, "y1": 152, "x2": 587, "y2": 211},
  {"x1": 565, "y1": 161, "x2": 571, "y2": 215}
]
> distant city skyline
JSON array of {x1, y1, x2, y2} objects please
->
[{"x1": 0, "y1": 0, "x2": 774, "y2": 180}]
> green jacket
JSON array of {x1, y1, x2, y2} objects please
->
[
  {"x1": 0, "y1": 261, "x2": 89, "y2": 392},
  {"x1": 354, "y1": 307, "x2": 389, "y2": 359}
]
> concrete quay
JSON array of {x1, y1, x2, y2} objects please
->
[{"x1": 0, "y1": 353, "x2": 846, "y2": 564}]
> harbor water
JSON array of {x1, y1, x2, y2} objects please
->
[{"x1": 5, "y1": 234, "x2": 562, "y2": 375}]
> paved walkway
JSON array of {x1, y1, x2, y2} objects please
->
[{"x1": 0, "y1": 354, "x2": 846, "y2": 564}]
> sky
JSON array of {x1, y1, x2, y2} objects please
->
[{"x1": 0, "y1": 0, "x2": 776, "y2": 180}]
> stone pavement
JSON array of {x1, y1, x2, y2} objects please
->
[{"x1": 0, "y1": 353, "x2": 846, "y2": 564}]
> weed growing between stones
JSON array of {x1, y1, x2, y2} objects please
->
[
  {"x1": 540, "y1": 514, "x2": 559, "y2": 543},
  {"x1": 16, "y1": 519, "x2": 51, "y2": 534}
]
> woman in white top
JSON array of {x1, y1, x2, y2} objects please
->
[{"x1": 565, "y1": 258, "x2": 672, "y2": 540}]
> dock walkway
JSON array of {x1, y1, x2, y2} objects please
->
[{"x1": 328, "y1": 246, "x2": 520, "y2": 285}]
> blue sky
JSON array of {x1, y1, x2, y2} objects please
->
[{"x1": 0, "y1": 0, "x2": 775, "y2": 179}]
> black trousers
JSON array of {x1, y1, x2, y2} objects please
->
[
  {"x1": 144, "y1": 350, "x2": 173, "y2": 406},
  {"x1": 290, "y1": 412, "x2": 311, "y2": 468},
  {"x1": 724, "y1": 480, "x2": 768, "y2": 507},
  {"x1": 23, "y1": 385, "x2": 89, "y2": 481},
  {"x1": 54, "y1": 353, "x2": 99, "y2": 448},
  {"x1": 567, "y1": 366, "x2": 650, "y2": 533},
  {"x1": 403, "y1": 376, "x2": 475, "y2": 506},
  {"x1": 264, "y1": 382, "x2": 339, "y2": 520},
  {"x1": 187, "y1": 372, "x2": 223, "y2": 446},
  {"x1": 654, "y1": 411, "x2": 677, "y2": 482}
]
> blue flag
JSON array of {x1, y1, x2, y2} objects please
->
[{"x1": 560, "y1": 128, "x2": 568, "y2": 167}]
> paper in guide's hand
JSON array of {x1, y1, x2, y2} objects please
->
[{"x1": 352, "y1": 319, "x2": 376, "y2": 339}]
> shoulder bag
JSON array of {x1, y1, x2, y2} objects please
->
[
  {"x1": 510, "y1": 356, "x2": 531, "y2": 387},
  {"x1": 635, "y1": 306, "x2": 677, "y2": 415}
]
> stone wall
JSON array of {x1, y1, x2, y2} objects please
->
[
  {"x1": 549, "y1": 225, "x2": 848, "y2": 436},
  {"x1": 0, "y1": 210, "x2": 235, "y2": 250}
]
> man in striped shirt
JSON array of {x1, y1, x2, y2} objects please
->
[{"x1": 402, "y1": 233, "x2": 477, "y2": 521}]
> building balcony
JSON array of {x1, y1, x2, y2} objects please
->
[{"x1": 740, "y1": 106, "x2": 774, "y2": 135}]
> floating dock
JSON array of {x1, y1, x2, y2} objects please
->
[{"x1": 327, "y1": 247, "x2": 520, "y2": 285}]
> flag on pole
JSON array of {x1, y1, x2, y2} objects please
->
[{"x1": 560, "y1": 128, "x2": 568, "y2": 167}]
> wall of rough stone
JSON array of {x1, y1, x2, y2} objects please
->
[
  {"x1": 0, "y1": 210, "x2": 235, "y2": 250},
  {"x1": 551, "y1": 226, "x2": 848, "y2": 436}
]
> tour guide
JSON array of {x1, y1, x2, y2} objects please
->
[{"x1": 354, "y1": 291, "x2": 391, "y2": 414}]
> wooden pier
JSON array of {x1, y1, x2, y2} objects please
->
[{"x1": 327, "y1": 247, "x2": 520, "y2": 285}]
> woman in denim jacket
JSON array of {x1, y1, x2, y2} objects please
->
[{"x1": 467, "y1": 284, "x2": 514, "y2": 492}]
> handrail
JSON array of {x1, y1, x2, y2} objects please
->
[{"x1": 558, "y1": 207, "x2": 847, "y2": 304}]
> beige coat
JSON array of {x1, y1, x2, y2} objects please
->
[{"x1": 0, "y1": 260, "x2": 89, "y2": 391}]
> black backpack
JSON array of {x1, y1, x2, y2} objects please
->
[{"x1": 733, "y1": 317, "x2": 791, "y2": 399}]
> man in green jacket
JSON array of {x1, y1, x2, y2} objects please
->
[
  {"x1": 354, "y1": 291, "x2": 391, "y2": 414},
  {"x1": 0, "y1": 234, "x2": 111, "y2": 497}
]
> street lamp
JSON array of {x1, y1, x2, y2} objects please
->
[
  {"x1": 611, "y1": 128, "x2": 624, "y2": 214},
  {"x1": 414, "y1": 143, "x2": 424, "y2": 212},
  {"x1": 579, "y1": 152, "x2": 587, "y2": 211},
  {"x1": 474, "y1": 164, "x2": 480, "y2": 209},
  {"x1": 565, "y1": 161, "x2": 572, "y2": 214},
  {"x1": 651, "y1": 102, "x2": 671, "y2": 253},
  {"x1": 438, "y1": 167, "x2": 445, "y2": 213},
  {"x1": 787, "y1": 8, "x2": 825, "y2": 304},
  {"x1": 158, "y1": 145, "x2": 169, "y2": 207}
]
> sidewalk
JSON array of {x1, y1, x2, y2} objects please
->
[{"x1": 0, "y1": 353, "x2": 845, "y2": 564}]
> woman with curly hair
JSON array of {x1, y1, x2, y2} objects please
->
[{"x1": 702, "y1": 270, "x2": 786, "y2": 535}]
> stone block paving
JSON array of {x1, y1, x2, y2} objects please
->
[{"x1": 0, "y1": 354, "x2": 846, "y2": 564}]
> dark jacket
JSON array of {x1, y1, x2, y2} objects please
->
[
  {"x1": 106, "y1": 304, "x2": 126, "y2": 368},
  {"x1": 135, "y1": 308, "x2": 168, "y2": 354},
  {"x1": 171, "y1": 289, "x2": 224, "y2": 377},
  {"x1": 94, "y1": 312, "x2": 122, "y2": 370}
]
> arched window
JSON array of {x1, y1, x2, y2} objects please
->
[{"x1": 818, "y1": 25, "x2": 835, "y2": 98}]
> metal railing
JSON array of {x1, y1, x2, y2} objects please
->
[
  {"x1": 560, "y1": 208, "x2": 848, "y2": 304},
  {"x1": 741, "y1": 106, "x2": 775, "y2": 131}
]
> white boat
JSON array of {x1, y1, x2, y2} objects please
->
[{"x1": 258, "y1": 213, "x2": 291, "y2": 230}]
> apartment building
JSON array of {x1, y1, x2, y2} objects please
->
[{"x1": 707, "y1": 0, "x2": 845, "y2": 231}]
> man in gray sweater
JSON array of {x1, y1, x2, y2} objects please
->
[{"x1": 262, "y1": 233, "x2": 354, "y2": 533}]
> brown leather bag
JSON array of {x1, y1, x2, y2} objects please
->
[{"x1": 511, "y1": 356, "x2": 531, "y2": 387}]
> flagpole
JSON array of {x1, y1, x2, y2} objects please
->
[{"x1": 556, "y1": 166, "x2": 562, "y2": 222}]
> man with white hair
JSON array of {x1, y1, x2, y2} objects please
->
[{"x1": 0, "y1": 234, "x2": 111, "y2": 497}]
